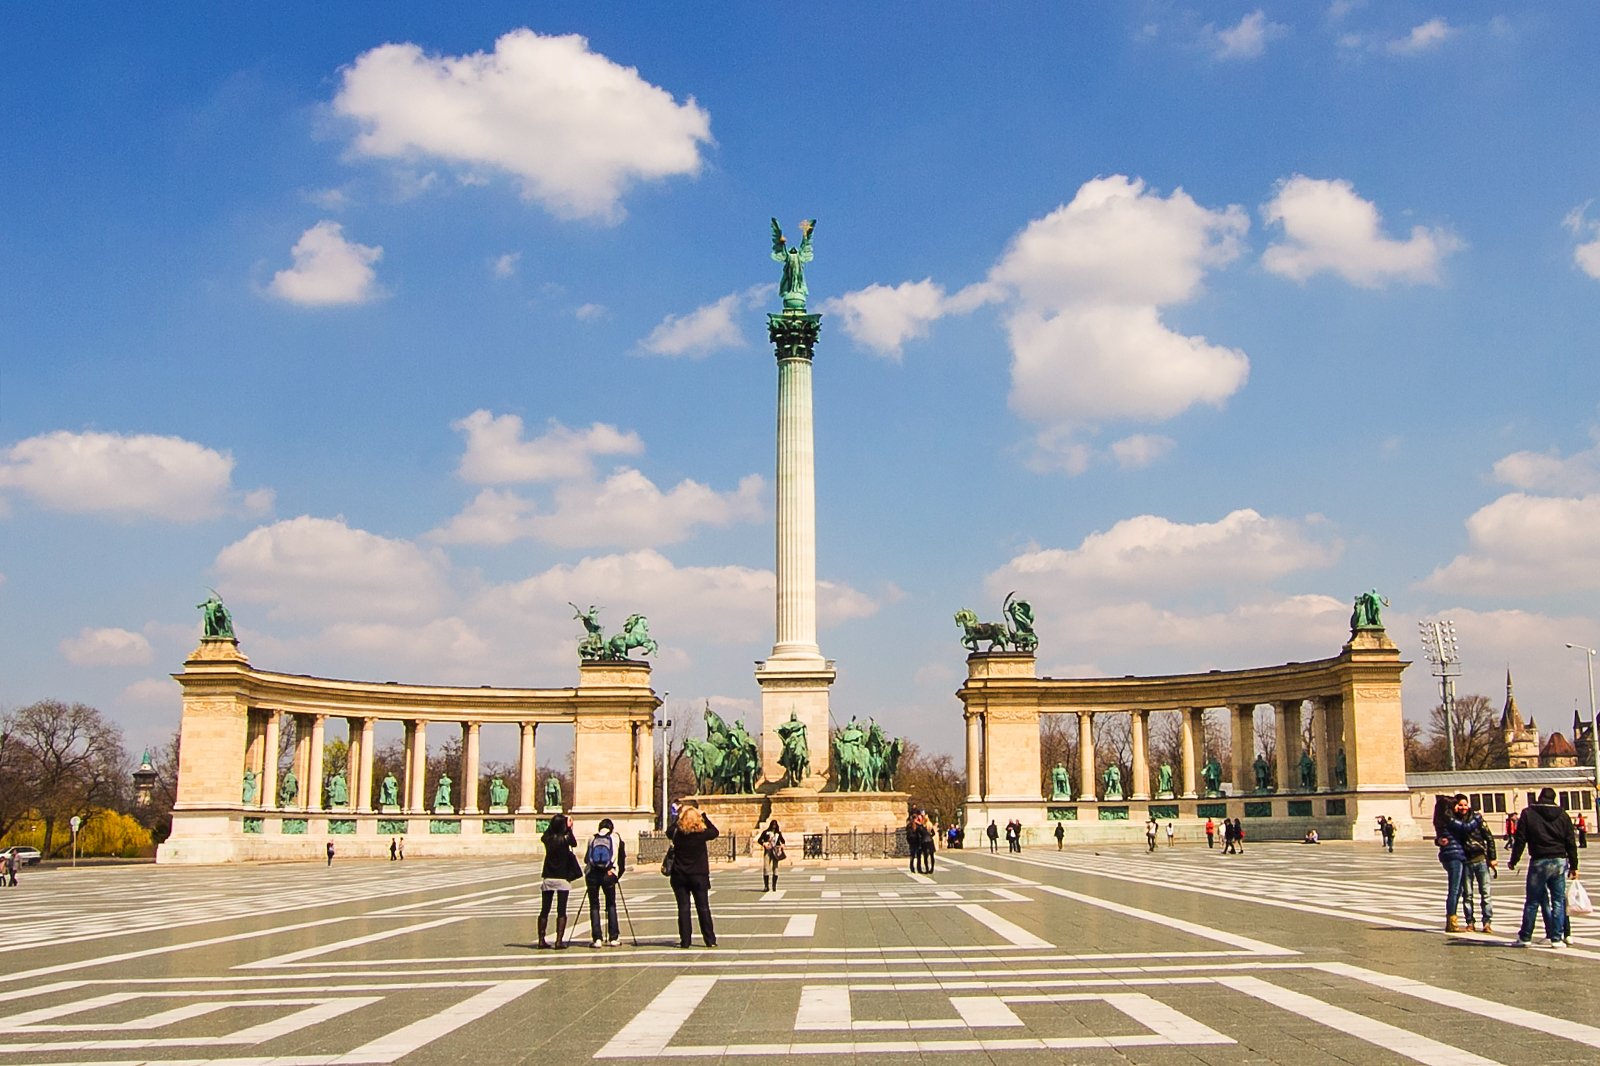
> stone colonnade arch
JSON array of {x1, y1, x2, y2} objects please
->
[
  {"x1": 959, "y1": 629, "x2": 1414, "y2": 842},
  {"x1": 159, "y1": 638, "x2": 658, "y2": 863}
]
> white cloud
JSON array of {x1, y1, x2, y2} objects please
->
[
  {"x1": 214, "y1": 515, "x2": 454, "y2": 623},
  {"x1": 60, "y1": 627, "x2": 153, "y2": 667},
  {"x1": 268, "y1": 221, "x2": 384, "y2": 306},
  {"x1": 1426, "y1": 493, "x2": 1600, "y2": 596},
  {"x1": 1205, "y1": 10, "x2": 1288, "y2": 60},
  {"x1": 429, "y1": 471, "x2": 765, "y2": 549},
  {"x1": 122, "y1": 677, "x2": 179, "y2": 706},
  {"x1": 333, "y1": 28, "x2": 712, "y2": 223},
  {"x1": 453, "y1": 411, "x2": 642, "y2": 484},
  {"x1": 1262, "y1": 175, "x2": 1461, "y2": 287},
  {"x1": 527, "y1": 470, "x2": 764, "y2": 549},
  {"x1": 1563, "y1": 203, "x2": 1600, "y2": 281},
  {"x1": 987, "y1": 176, "x2": 1251, "y2": 435},
  {"x1": 574, "y1": 302, "x2": 606, "y2": 321},
  {"x1": 823, "y1": 279, "x2": 949, "y2": 358},
  {"x1": 638, "y1": 291, "x2": 749, "y2": 358},
  {"x1": 992, "y1": 509, "x2": 1339, "y2": 598},
  {"x1": 1387, "y1": 18, "x2": 1456, "y2": 55},
  {"x1": 491, "y1": 252, "x2": 521, "y2": 278},
  {"x1": 0, "y1": 429, "x2": 248, "y2": 521},
  {"x1": 1493, "y1": 437, "x2": 1600, "y2": 495},
  {"x1": 1110, "y1": 434, "x2": 1176, "y2": 469}
]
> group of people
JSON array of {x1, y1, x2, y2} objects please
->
[
  {"x1": 906, "y1": 809, "x2": 937, "y2": 873},
  {"x1": 985, "y1": 819, "x2": 1025, "y2": 852},
  {"x1": 1143, "y1": 818, "x2": 1177, "y2": 851},
  {"x1": 1437, "y1": 787, "x2": 1582, "y2": 947},
  {"x1": 0, "y1": 852, "x2": 18, "y2": 886},
  {"x1": 1210, "y1": 817, "x2": 1245, "y2": 853}
]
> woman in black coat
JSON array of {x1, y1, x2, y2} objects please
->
[
  {"x1": 538, "y1": 813, "x2": 582, "y2": 948},
  {"x1": 666, "y1": 805, "x2": 719, "y2": 947}
]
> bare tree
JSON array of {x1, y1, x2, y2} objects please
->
[
  {"x1": 6, "y1": 700, "x2": 130, "y2": 856},
  {"x1": 1426, "y1": 694, "x2": 1504, "y2": 770},
  {"x1": 897, "y1": 742, "x2": 965, "y2": 826},
  {"x1": 1094, "y1": 714, "x2": 1131, "y2": 794},
  {"x1": 1148, "y1": 712, "x2": 1183, "y2": 784},
  {"x1": 1039, "y1": 714, "x2": 1077, "y2": 795},
  {"x1": 1403, "y1": 719, "x2": 1433, "y2": 771}
]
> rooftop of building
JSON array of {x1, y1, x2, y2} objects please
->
[{"x1": 1407, "y1": 766, "x2": 1596, "y2": 789}]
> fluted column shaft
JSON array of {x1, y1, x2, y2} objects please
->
[
  {"x1": 358, "y1": 717, "x2": 376, "y2": 812},
  {"x1": 463, "y1": 722, "x2": 481, "y2": 814},
  {"x1": 772, "y1": 353, "x2": 820, "y2": 659},
  {"x1": 308, "y1": 715, "x2": 326, "y2": 811},
  {"x1": 262, "y1": 711, "x2": 280, "y2": 809},
  {"x1": 410, "y1": 720, "x2": 428, "y2": 812},
  {"x1": 518, "y1": 723, "x2": 537, "y2": 813},
  {"x1": 1130, "y1": 711, "x2": 1150, "y2": 800},
  {"x1": 965, "y1": 713, "x2": 983, "y2": 802},
  {"x1": 1077, "y1": 712, "x2": 1096, "y2": 801},
  {"x1": 1179, "y1": 708, "x2": 1200, "y2": 798}
]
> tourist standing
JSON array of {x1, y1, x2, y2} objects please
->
[
  {"x1": 987, "y1": 820, "x2": 999, "y2": 853},
  {"x1": 1578, "y1": 813, "x2": 1588, "y2": 849},
  {"x1": 667, "y1": 805, "x2": 719, "y2": 948},
  {"x1": 1436, "y1": 794, "x2": 1471, "y2": 933},
  {"x1": 584, "y1": 817, "x2": 626, "y2": 948},
  {"x1": 1054, "y1": 822, "x2": 1065, "y2": 850},
  {"x1": 326, "y1": 841, "x2": 335, "y2": 867},
  {"x1": 1005, "y1": 820, "x2": 1021, "y2": 853},
  {"x1": 537, "y1": 813, "x2": 582, "y2": 949},
  {"x1": 1205, "y1": 818, "x2": 1215, "y2": 849},
  {"x1": 1461, "y1": 807, "x2": 1498, "y2": 934},
  {"x1": 1508, "y1": 787, "x2": 1579, "y2": 948},
  {"x1": 1504, "y1": 812, "x2": 1518, "y2": 849},
  {"x1": 758, "y1": 819, "x2": 786, "y2": 891},
  {"x1": 1165, "y1": 822, "x2": 1176, "y2": 848},
  {"x1": 1144, "y1": 817, "x2": 1158, "y2": 853}
]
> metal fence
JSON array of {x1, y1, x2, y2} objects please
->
[{"x1": 636, "y1": 828, "x2": 909, "y2": 864}]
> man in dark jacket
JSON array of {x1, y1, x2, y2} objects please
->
[{"x1": 1508, "y1": 787, "x2": 1579, "y2": 947}]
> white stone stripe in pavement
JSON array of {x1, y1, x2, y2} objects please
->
[
  {"x1": 1317, "y1": 961, "x2": 1600, "y2": 1050},
  {"x1": 596, "y1": 974, "x2": 718, "y2": 1058},
  {"x1": 1035, "y1": 883, "x2": 1291, "y2": 954},
  {"x1": 957, "y1": 903, "x2": 1051, "y2": 948},
  {"x1": 784, "y1": 914, "x2": 817, "y2": 937},
  {"x1": 1217, "y1": 975, "x2": 1505, "y2": 1066},
  {"x1": 0, "y1": 998, "x2": 383, "y2": 1051},
  {"x1": 330, "y1": 979, "x2": 542, "y2": 1064},
  {"x1": 240, "y1": 916, "x2": 472, "y2": 968}
]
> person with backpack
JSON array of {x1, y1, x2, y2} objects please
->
[
  {"x1": 758, "y1": 819, "x2": 786, "y2": 891},
  {"x1": 1461, "y1": 805, "x2": 1498, "y2": 933},
  {"x1": 584, "y1": 817, "x2": 626, "y2": 948},
  {"x1": 537, "y1": 813, "x2": 582, "y2": 949}
]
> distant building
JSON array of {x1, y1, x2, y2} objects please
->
[
  {"x1": 1407, "y1": 766, "x2": 1595, "y2": 824},
  {"x1": 1499, "y1": 670, "x2": 1540, "y2": 769},
  {"x1": 1541, "y1": 731, "x2": 1578, "y2": 768},
  {"x1": 1574, "y1": 708, "x2": 1596, "y2": 767}
]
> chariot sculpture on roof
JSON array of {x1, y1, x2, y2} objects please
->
[{"x1": 955, "y1": 591, "x2": 1038, "y2": 653}]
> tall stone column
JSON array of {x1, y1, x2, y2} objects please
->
[
  {"x1": 1077, "y1": 712, "x2": 1096, "y2": 802},
  {"x1": 1230, "y1": 705, "x2": 1255, "y2": 795},
  {"x1": 1179, "y1": 707, "x2": 1199, "y2": 799},
  {"x1": 261, "y1": 710, "x2": 280, "y2": 809},
  {"x1": 756, "y1": 310, "x2": 836, "y2": 788},
  {"x1": 1130, "y1": 711, "x2": 1150, "y2": 800},
  {"x1": 965, "y1": 712, "x2": 983, "y2": 802},
  {"x1": 401, "y1": 721, "x2": 416, "y2": 812},
  {"x1": 308, "y1": 714, "x2": 326, "y2": 811},
  {"x1": 518, "y1": 722, "x2": 537, "y2": 813},
  {"x1": 462, "y1": 722, "x2": 481, "y2": 814},
  {"x1": 293, "y1": 715, "x2": 313, "y2": 808},
  {"x1": 635, "y1": 721, "x2": 653, "y2": 811},
  {"x1": 358, "y1": 717, "x2": 376, "y2": 812},
  {"x1": 1279, "y1": 700, "x2": 1304, "y2": 791},
  {"x1": 341, "y1": 717, "x2": 361, "y2": 810}
]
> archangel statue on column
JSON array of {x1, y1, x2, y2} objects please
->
[{"x1": 771, "y1": 218, "x2": 816, "y2": 311}]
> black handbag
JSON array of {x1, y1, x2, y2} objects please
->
[{"x1": 660, "y1": 844, "x2": 675, "y2": 876}]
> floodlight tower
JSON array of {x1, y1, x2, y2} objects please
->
[
  {"x1": 1418, "y1": 620, "x2": 1462, "y2": 771},
  {"x1": 1563, "y1": 643, "x2": 1600, "y2": 840}
]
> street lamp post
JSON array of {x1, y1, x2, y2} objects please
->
[
  {"x1": 1564, "y1": 643, "x2": 1600, "y2": 838},
  {"x1": 1418, "y1": 620, "x2": 1462, "y2": 771}
]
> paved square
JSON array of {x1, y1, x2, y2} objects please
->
[{"x1": 1, "y1": 843, "x2": 1593, "y2": 1064}]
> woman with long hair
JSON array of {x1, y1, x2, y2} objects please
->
[
  {"x1": 666, "y1": 805, "x2": 719, "y2": 947},
  {"x1": 757, "y1": 818, "x2": 786, "y2": 892},
  {"x1": 537, "y1": 813, "x2": 582, "y2": 949}
]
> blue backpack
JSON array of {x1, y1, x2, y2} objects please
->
[{"x1": 586, "y1": 833, "x2": 615, "y2": 872}]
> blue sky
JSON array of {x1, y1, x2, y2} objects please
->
[{"x1": 6, "y1": 3, "x2": 1600, "y2": 762}]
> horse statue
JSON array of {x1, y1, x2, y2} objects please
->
[
  {"x1": 954, "y1": 608, "x2": 1011, "y2": 652},
  {"x1": 684, "y1": 737, "x2": 726, "y2": 794},
  {"x1": 879, "y1": 736, "x2": 904, "y2": 791},
  {"x1": 833, "y1": 731, "x2": 874, "y2": 791},
  {"x1": 604, "y1": 613, "x2": 658, "y2": 660}
]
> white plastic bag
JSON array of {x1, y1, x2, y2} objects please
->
[{"x1": 1568, "y1": 877, "x2": 1594, "y2": 917}]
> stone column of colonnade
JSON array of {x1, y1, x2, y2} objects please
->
[
  {"x1": 308, "y1": 714, "x2": 326, "y2": 812},
  {"x1": 261, "y1": 710, "x2": 281, "y2": 809},
  {"x1": 1179, "y1": 707, "x2": 1201, "y2": 798},
  {"x1": 965, "y1": 712, "x2": 983, "y2": 802},
  {"x1": 1273, "y1": 700, "x2": 1298, "y2": 793},
  {"x1": 462, "y1": 722, "x2": 481, "y2": 814},
  {"x1": 1317, "y1": 696, "x2": 1346, "y2": 790},
  {"x1": 1130, "y1": 710, "x2": 1150, "y2": 800},
  {"x1": 1230, "y1": 705, "x2": 1256, "y2": 794},
  {"x1": 518, "y1": 722, "x2": 537, "y2": 813},
  {"x1": 340, "y1": 716, "x2": 360, "y2": 810},
  {"x1": 1077, "y1": 712, "x2": 1096, "y2": 801},
  {"x1": 358, "y1": 717, "x2": 376, "y2": 812},
  {"x1": 410, "y1": 720, "x2": 429, "y2": 811},
  {"x1": 634, "y1": 721, "x2": 653, "y2": 809}
]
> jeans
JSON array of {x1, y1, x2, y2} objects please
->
[
  {"x1": 1462, "y1": 860, "x2": 1493, "y2": 925},
  {"x1": 670, "y1": 872, "x2": 716, "y2": 946},
  {"x1": 1517, "y1": 857, "x2": 1568, "y2": 942},
  {"x1": 1442, "y1": 856, "x2": 1467, "y2": 917},
  {"x1": 587, "y1": 878, "x2": 618, "y2": 942}
]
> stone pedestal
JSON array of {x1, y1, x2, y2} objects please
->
[
  {"x1": 686, "y1": 790, "x2": 907, "y2": 837},
  {"x1": 756, "y1": 658, "x2": 836, "y2": 789}
]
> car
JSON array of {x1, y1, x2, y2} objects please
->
[{"x1": 2, "y1": 846, "x2": 42, "y2": 866}]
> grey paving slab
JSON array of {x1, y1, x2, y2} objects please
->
[{"x1": 0, "y1": 844, "x2": 1593, "y2": 1064}]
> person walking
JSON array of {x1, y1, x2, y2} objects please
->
[
  {"x1": 397, "y1": 837, "x2": 405, "y2": 860},
  {"x1": 1005, "y1": 820, "x2": 1021, "y2": 853},
  {"x1": 1232, "y1": 818, "x2": 1245, "y2": 852},
  {"x1": 1504, "y1": 812, "x2": 1518, "y2": 850},
  {"x1": 1380, "y1": 816, "x2": 1397, "y2": 852},
  {"x1": 1508, "y1": 787, "x2": 1579, "y2": 948},
  {"x1": 1165, "y1": 822, "x2": 1176, "y2": 848},
  {"x1": 584, "y1": 817, "x2": 626, "y2": 948},
  {"x1": 1145, "y1": 817, "x2": 1158, "y2": 853},
  {"x1": 389, "y1": 837, "x2": 398, "y2": 861},
  {"x1": 666, "y1": 805, "x2": 719, "y2": 948},
  {"x1": 1205, "y1": 818, "x2": 1215, "y2": 849},
  {"x1": 1578, "y1": 813, "x2": 1589, "y2": 849},
  {"x1": 1461, "y1": 807, "x2": 1498, "y2": 933},
  {"x1": 537, "y1": 813, "x2": 582, "y2": 949},
  {"x1": 1054, "y1": 822, "x2": 1065, "y2": 851},
  {"x1": 758, "y1": 819, "x2": 786, "y2": 891},
  {"x1": 326, "y1": 841, "x2": 335, "y2": 867},
  {"x1": 987, "y1": 820, "x2": 999, "y2": 853}
]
